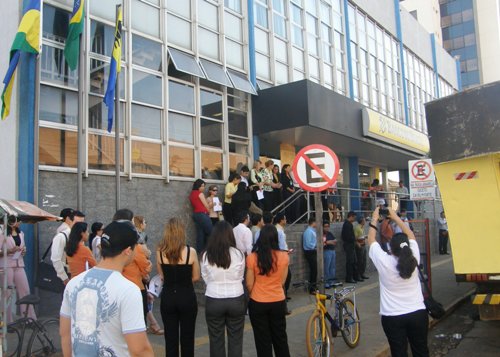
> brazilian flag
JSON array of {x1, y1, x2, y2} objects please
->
[
  {"x1": 64, "y1": 0, "x2": 85, "y2": 70},
  {"x1": 1, "y1": 0, "x2": 41, "y2": 120}
]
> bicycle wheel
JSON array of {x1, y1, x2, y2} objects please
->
[
  {"x1": 5, "y1": 324, "x2": 21, "y2": 357},
  {"x1": 339, "y1": 298, "x2": 360, "y2": 348},
  {"x1": 305, "y1": 310, "x2": 334, "y2": 357},
  {"x1": 26, "y1": 318, "x2": 60, "y2": 356}
]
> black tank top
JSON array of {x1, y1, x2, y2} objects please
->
[{"x1": 159, "y1": 246, "x2": 194, "y2": 292}]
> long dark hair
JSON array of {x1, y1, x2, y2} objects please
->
[
  {"x1": 192, "y1": 179, "x2": 205, "y2": 191},
  {"x1": 390, "y1": 233, "x2": 417, "y2": 279},
  {"x1": 205, "y1": 221, "x2": 241, "y2": 269},
  {"x1": 7, "y1": 216, "x2": 20, "y2": 236},
  {"x1": 66, "y1": 222, "x2": 88, "y2": 257},
  {"x1": 253, "y1": 224, "x2": 280, "y2": 276}
]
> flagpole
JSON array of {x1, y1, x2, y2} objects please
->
[
  {"x1": 77, "y1": 31, "x2": 84, "y2": 211},
  {"x1": 114, "y1": 4, "x2": 121, "y2": 212}
]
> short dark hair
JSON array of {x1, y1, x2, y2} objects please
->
[
  {"x1": 347, "y1": 211, "x2": 357, "y2": 218},
  {"x1": 308, "y1": 217, "x2": 316, "y2": 225},
  {"x1": 262, "y1": 211, "x2": 273, "y2": 224},
  {"x1": 273, "y1": 212, "x2": 286, "y2": 225},
  {"x1": 400, "y1": 208, "x2": 407, "y2": 214},
  {"x1": 101, "y1": 221, "x2": 139, "y2": 258},
  {"x1": 192, "y1": 179, "x2": 205, "y2": 191},
  {"x1": 112, "y1": 208, "x2": 134, "y2": 222},
  {"x1": 74, "y1": 210, "x2": 86, "y2": 218},
  {"x1": 251, "y1": 213, "x2": 263, "y2": 226},
  {"x1": 237, "y1": 210, "x2": 250, "y2": 224},
  {"x1": 59, "y1": 208, "x2": 75, "y2": 221},
  {"x1": 357, "y1": 217, "x2": 365, "y2": 224},
  {"x1": 323, "y1": 220, "x2": 330, "y2": 226},
  {"x1": 240, "y1": 165, "x2": 250, "y2": 173}
]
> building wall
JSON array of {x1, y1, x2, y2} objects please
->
[
  {"x1": 0, "y1": 0, "x2": 21, "y2": 200},
  {"x1": 474, "y1": 0, "x2": 500, "y2": 85},
  {"x1": 401, "y1": 0, "x2": 442, "y2": 45}
]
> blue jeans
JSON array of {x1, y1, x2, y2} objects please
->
[
  {"x1": 192, "y1": 212, "x2": 213, "y2": 252},
  {"x1": 324, "y1": 250, "x2": 336, "y2": 284}
]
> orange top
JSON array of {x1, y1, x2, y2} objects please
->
[
  {"x1": 122, "y1": 244, "x2": 152, "y2": 290},
  {"x1": 246, "y1": 251, "x2": 289, "y2": 303},
  {"x1": 67, "y1": 243, "x2": 97, "y2": 279}
]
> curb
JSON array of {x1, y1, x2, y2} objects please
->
[{"x1": 373, "y1": 288, "x2": 476, "y2": 357}]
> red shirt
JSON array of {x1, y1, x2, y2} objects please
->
[{"x1": 190, "y1": 190, "x2": 208, "y2": 214}]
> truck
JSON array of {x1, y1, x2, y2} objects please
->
[{"x1": 425, "y1": 81, "x2": 500, "y2": 320}]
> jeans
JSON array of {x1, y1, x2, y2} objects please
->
[
  {"x1": 438, "y1": 230, "x2": 449, "y2": 254},
  {"x1": 381, "y1": 309, "x2": 429, "y2": 357},
  {"x1": 304, "y1": 250, "x2": 317, "y2": 291},
  {"x1": 248, "y1": 299, "x2": 290, "y2": 357},
  {"x1": 323, "y1": 250, "x2": 336, "y2": 284},
  {"x1": 192, "y1": 212, "x2": 213, "y2": 252},
  {"x1": 205, "y1": 295, "x2": 246, "y2": 357}
]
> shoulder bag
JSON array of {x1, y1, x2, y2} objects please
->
[
  {"x1": 36, "y1": 233, "x2": 67, "y2": 293},
  {"x1": 418, "y1": 265, "x2": 445, "y2": 319}
]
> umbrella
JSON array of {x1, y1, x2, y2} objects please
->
[{"x1": 0, "y1": 199, "x2": 61, "y2": 224}]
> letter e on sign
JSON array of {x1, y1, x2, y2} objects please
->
[{"x1": 292, "y1": 145, "x2": 340, "y2": 192}]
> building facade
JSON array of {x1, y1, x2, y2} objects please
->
[{"x1": 1, "y1": 0, "x2": 458, "y2": 284}]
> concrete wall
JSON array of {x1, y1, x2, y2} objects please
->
[
  {"x1": 435, "y1": 45, "x2": 459, "y2": 89},
  {"x1": 401, "y1": 0, "x2": 442, "y2": 45},
  {"x1": 400, "y1": 7, "x2": 434, "y2": 68},
  {"x1": 0, "y1": 0, "x2": 21, "y2": 200},
  {"x1": 475, "y1": 0, "x2": 500, "y2": 85},
  {"x1": 352, "y1": 0, "x2": 397, "y2": 37}
]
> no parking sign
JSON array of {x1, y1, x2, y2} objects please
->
[{"x1": 292, "y1": 144, "x2": 340, "y2": 192}]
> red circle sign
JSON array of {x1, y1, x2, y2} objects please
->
[
  {"x1": 292, "y1": 144, "x2": 340, "y2": 192},
  {"x1": 411, "y1": 160, "x2": 432, "y2": 181}
]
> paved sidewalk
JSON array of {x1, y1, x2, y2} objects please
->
[{"x1": 145, "y1": 255, "x2": 475, "y2": 356}]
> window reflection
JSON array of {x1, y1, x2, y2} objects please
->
[
  {"x1": 228, "y1": 109, "x2": 247, "y2": 137},
  {"x1": 168, "y1": 112, "x2": 194, "y2": 144},
  {"x1": 131, "y1": 104, "x2": 162, "y2": 139},
  {"x1": 43, "y1": 4, "x2": 70, "y2": 43},
  {"x1": 89, "y1": 59, "x2": 126, "y2": 98},
  {"x1": 169, "y1": 146, "x2": 194, "y2": 177},
  {"x1": 88, "y1": 134, "x2": 124, "y2": 171},
  {"x1": 169, "y1": 81, "x2": 195, "y2": 113},
  {"x1": 201, "y1": 151, "x2": 223, "y2": 180},
  {"x1": 39, "y1": 128, "x2": 77, "y2": 167},
  {"x1": 89, "y1": 95, "x2": 124, "y2": 132},
  {"x1": 200, "y1": 119, "x2": 223, "y2": 148},
  {"x1": 40, "y1": 85, "x2": 78, "y2": 125},
  {"x1": 41, "y1": 45, "x2": 78, "y2": 88},
  {"x1": 90, "y1": 21, "x2": 126, "y2": 59},
  {"x1": 133, "y1": 35, "x2": 162, "y2": 71},
  {"x1": 133, "y1": 70, "x2": 162, "y2": 106},
  {"x1": 200, "y1": 90, "x2": 223, "y2": 120},
  {"x1": 132, "y1": 141, "x2": 162, "y2": 175}
]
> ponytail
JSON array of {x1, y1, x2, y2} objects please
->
[{"x1": 390, "y1": 233, "x2": 417, "y2": 279}]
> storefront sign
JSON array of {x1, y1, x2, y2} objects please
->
[
  {"x1": 409, "y1": 159, "x2": 436, "y2": 200},
  {"x1": 362, "y1": 108, "x2": 430, "y2": 154}
]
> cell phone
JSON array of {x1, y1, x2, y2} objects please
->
[
  {"x1": 288, "y1": 248, "x2": 295, "y2": 253},
  {"x1": 379, "y1": 208, "x2": 389, "y2": 217}
]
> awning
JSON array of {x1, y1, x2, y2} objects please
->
[
  {"x1": 168, "y1": 47, "x2": 206, "y2": 78},
  {"x1": 227, "y1": 69, "x2": 257, "y2": 95},
  {"x1": 0, "y1": 199, "x2": 61, "y2": 224},
  {"x1": 199, "y1": 58, "x2": 233, "y2": 87}
]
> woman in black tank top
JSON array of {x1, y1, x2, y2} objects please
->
[{"x1": 157, "y1": 218, "x2": 200, "y2": 357}]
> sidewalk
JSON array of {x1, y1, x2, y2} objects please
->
[{"x1": 144, "y1": 254, "x2": 475, "y2": 356}]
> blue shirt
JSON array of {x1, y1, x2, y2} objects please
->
[
  {"x1": 303, "y1": 226, "x2": 317, "y2": 251},
  {"x1": 254, "y1": 229, "x2": 288, "y2": 251}
]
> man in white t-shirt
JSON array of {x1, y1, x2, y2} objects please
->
[
  {"x1": 60, "y1": 220, "x2": 153, "y2": 357},
  {"x1": 233, "y1": 211, "x2": 253, "y2": 256}
]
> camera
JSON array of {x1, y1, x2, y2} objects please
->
[{"x1": 379, "y1": 208, "x2": 389, "y2": 218}]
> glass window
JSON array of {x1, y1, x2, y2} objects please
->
[
  {"x1": 43, "y1": 4, "x2": 70, "y2": 43},
  {"x1": 273, "y1": 0, "x2": 285, "y2": 13},
  {"x1": 169, "y1": 112, "x2": 194, "y2": 144},
  {"x1": 88, "y1": 134, "x2": 124, "y2": 171},
  {"x1": 291, "y1": 4, "x2": 302, "y2": 24},
  {"x1": 167, "y1": 0, "x2": 191, "y2": 18},
  {"x1": 227, "y1": 89, "x2": 248, "y2": 110},
  {"x1": 228, "y1": 109, "x2": 248, "y2": 137},
  {"x1": 201, "y1": 151, "x2": 223, "y2": 180},
  {"x1": 320, "y1": 2, "x2": 331, "y2": 24},
  {"x1": 167, "y1": 14, "x2": 192, "y2": 49},
  {"x1": 306, "y1": 14, "x2": 318, "y2": 35},
  {"x1": 227, "y1": 69, "x2": 257, "y2": 94},
  {"x1": 169, "y1": 146, "x2": 194, "y2": 177},
  {"x1": 292, "y1": 25, "x2": 304, "y2": 47},
  {"x1": 255, "y1": 28, "x2": 270, "y2": 54},
  {"x1": 225, "y1": 39, "x2": 244, "y2": 68},
  {"x1": 198, "y1": 28, "x2": 220, "y2": 59},
  {"x1": 305, "y1": 0, "x2": 317, "y2": 15},
  {"x1": 90, "y1": 21, "x2": 126, "y2": 59},
  {"x1": 131, "y1": 104, "x2": 161, "y2": 139},
  {"x1": 41, "y1": 45, "x2": 78, "y2": 88},
  {"x1": 274, "y1": 38, "x2": 288, "y2": 62},
  {"x1": 131, "y1": 0, "x2": 160, "y2": 37},
  {"x1": 39, "y1": 127, "x2": 77, "y2": 167},
  {"x1": 88, "y1": 95, "x2": 124, "y2": 132},
  {"x1": 133, "y1": 70, "x2": 162, "y2": 106},
  {"x1": 133, "y1": 35, "x2": 162, "y2": 71},
  {"x1": 201, "y1": 119, "x2": 223, "y2": 148},
  {"x1": 274, "y1": 14, "x2": 286, "y2": 38},
  {"x1": 256, "y1": 53, "x2": 271, "y2": 78},
  {"x1": 40, "y1": 86, "x2": 78, "y2": 125},
  {"x1": 199, "y1": 0, "x2": 219, "y2": 31},
  {"x1": 255, "y1": 2, "x2": 269, "y2": 28},
  {"x1": 199, "y1": 59, "x2": 233, "y2": 87},
  {"x1": 200, "y1": 90, "x2": 223, "y2": 120},
  {"x1": 89, "y1": 0, "x2": 123, "y2": 21},
  {"x1": 225, "y1": 0, "x2": 242, "y2": 13},
  {"x1": 275, "y1": 62, "x2": 288, "y2": 84},
  {"x1": 132, "y1": 141, "x2": 162, "y2": 175},
  {"x1": 225, "y1": 12, "x2": 243, "y2": 41},
  {"x1": 89, "y1": 59, "x2": 125, "y2": 98},
  {"x1": 168, "y1": 48, "x2": 205, "y2": 78},
  {"x1": 169, "y1": 81, "x2": 195, "y2": 113},
  {"x1": 229, "y1": 142, "x2": 248, "y2": 173}
]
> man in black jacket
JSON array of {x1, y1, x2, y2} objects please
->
[{"x1": 342, "y1": 211, "x2": 361, "y2": 283}]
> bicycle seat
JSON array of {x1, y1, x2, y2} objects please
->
[{"x1": 16, "y1": 294, "x2": 40, "y2": 306}]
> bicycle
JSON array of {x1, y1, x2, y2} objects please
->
[
  {"x1": 293, "y1": 281, "x2": 361, "y2": 357},
  {"x1": 4, "y1": 294, "x2": 59, "y2": 357}
]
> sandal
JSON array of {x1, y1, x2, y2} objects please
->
[{"x1": 147, "y1": 326, "x2": 164, "y2": 335}]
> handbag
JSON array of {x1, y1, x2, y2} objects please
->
[
  {"x1": 418, "y1": 266, "x2": 445, "y2": 319},
  {"x1": 36, "y1": 234, "x2": 66, "y2": 293}
]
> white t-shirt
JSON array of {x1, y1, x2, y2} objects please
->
[
  {"x1": 60, "y1": 268, "x2": 146, "y2": 356},
  {"x1": 233, "y1": 223, "x2": 253, "y2": 256},
  {"x1": 369, "y1": 240, "x2": 425, "y2": 316},
  {"x1": 91, "y1": 236, "x2": 102, "y2": 262},
  {"x1": 201, "y1": 247, "x2": 245, "y2": 299}
]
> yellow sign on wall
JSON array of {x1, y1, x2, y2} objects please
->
[{"x1": 362, "y1": 108, "x2": 430, "y2": 154}]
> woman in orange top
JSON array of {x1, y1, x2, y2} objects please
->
[
  {"x1": 65, "y1": 222, "x2": 96, "y2": 279},
  {"x1": 246, "y1": 224, "x2": 290, "y2": 357},
  {"x1": 122, "y1": 237, "x2": 152, "y2": 324}
]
